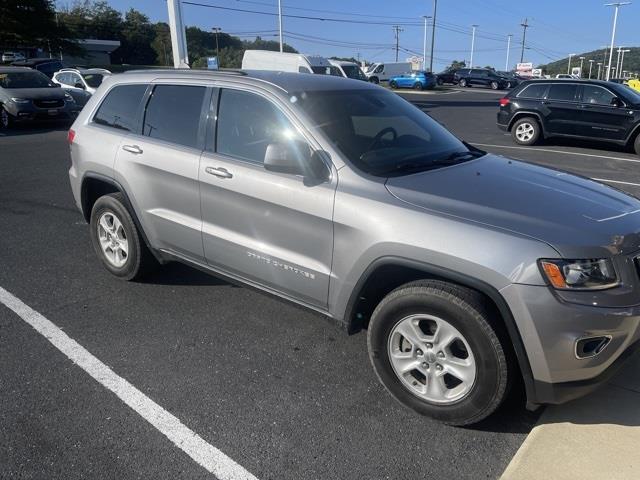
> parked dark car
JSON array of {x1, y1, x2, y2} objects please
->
[
  {"x1": 389, "y1": 71, "x2": 436, "y2": 90},
  {"x1": 497, "y1": 79, "x2": 640, "y2": 155},
  {"x1": 454, "y1": 68, "x2": 510, "y2": 90},
  {"x1": 10, "y1": 58, "x2": 63, "y2": 78},
  {"x1": 497, "y1": 71, "x2": 526, "y2": 88},
  {"x1": 435, "y1": 69, "x2": 459, "y2": 85},
  {"x1": 0, "y1": 66, "x2": 77, "y2": 128}
]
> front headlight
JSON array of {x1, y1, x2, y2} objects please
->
[
  {"x1": 11, "y1": 97, "x2": 30, "y2": 104},
  {"x1": 64, "y1": 93, "x2": 75, "y2": 102},
  {"x1": 540, "y1": 258, "x2": 618, "y2": 290}
]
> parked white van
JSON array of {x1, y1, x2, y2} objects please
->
[
  {"x1": 242, "y1": 50, "x2": 341, "y2": 75},
  {"x1": 365, "y1": 62, "x2": 411, "y2": 83},
  {"x1": 328, "y1": 60, "x2": 368, "y2": 81}
]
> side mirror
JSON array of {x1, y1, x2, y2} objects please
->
[
  {"x1": 264, "y1": 141, "x2": 329, "y2": 181},
  {"x1": 611, "y1": 97, "x2": 623, "y2": 107}
]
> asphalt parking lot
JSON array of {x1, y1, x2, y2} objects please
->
[{"x1": 2, "y1": 86, "x2": 639, "y2": 479}]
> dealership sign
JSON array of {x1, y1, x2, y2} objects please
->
[{"x1": 517, "y1": 62, "x2": 534, "y2": 76}]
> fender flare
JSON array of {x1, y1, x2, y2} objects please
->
[{"x1": 508, "y1": 111, "x2": 546, "y2": 136}]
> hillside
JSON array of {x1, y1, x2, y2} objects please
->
[{"x1": 539, "y1": 47, "x2": 640, "y2": 77}]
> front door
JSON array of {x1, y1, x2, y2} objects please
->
[
  {"x1": 576, "y1": 84, "x2": 635, "y2": 140},
  {"x1": 199, "y1": 87, "x2": 336, "y2": 308}
]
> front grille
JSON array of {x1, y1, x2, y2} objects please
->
[{"x1": 34, "y1": 99, "x2": 64, "y2": 109}]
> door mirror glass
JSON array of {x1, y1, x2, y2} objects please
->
[
  {"x1": 264, "y1": 141, "x2": 328, "y2": 180},
  {"x1": 611, "y1": 96, "x2": 623, "y2": 107}
]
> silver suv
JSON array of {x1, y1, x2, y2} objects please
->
[{"x1": 69, "y1": 69, "x2": 640, "y2": 425}]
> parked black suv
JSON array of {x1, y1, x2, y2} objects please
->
[
  {"x1": 435, "y1": 69, "x2": 459, "y2": 85},
  {"x1": 454, "y1": 68, "x2": 510, "y2": 90},
  {"x1": 497, "y1": 79, "x2": 640, "y2": 155}
]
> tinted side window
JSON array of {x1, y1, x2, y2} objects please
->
[
  {"x1": 582, "y1": 85, "x2": 616, "y2": 106},
  {"x1": 547, "y1": 84, "x2": 578, "y2": 101},
  {"x1": 143, "y1": 85, "x2": 206, "y2": 148},
  {"x1": 217, "y1": 89, "x2": 304, "y2": 164},
  {"x1": 93, "y1": 84, "x2": 147, "y2": 132},
  {"x1": 518, "y1": 83, "x2": 548, "y2": 99}
]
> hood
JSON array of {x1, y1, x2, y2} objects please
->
[
  {"x1": 1, "y1": 87, "x2": 67, "y2": 100},
  {"x1": 386, "y1": 154, "x2": 640, "y2": 257}
]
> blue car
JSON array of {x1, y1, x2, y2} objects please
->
[{"x1": 389, "y1": 71, "x2": 437, "y2": 90}]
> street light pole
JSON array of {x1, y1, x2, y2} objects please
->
[
  {"x1": 212, "y1": 27, "x2": 221, "y2": 64},
  {"x1": 429, "y1": 0, "x2": 438, "y2": 72},
  {"x1": 278, "y1": 0, "x2": 283, "y2": 52},
  {"x1": 505, "y1": 34, "x2": 512, "y2": 71},
  {"x1": 567, "y1": 53, "x2": 575, "y2": 74},
  {"x1": 616, "y1": 46, "x2": 623, "y2": 74},
  {"x1": 470, "y1": 25, "x2": 478, "y2": 67},
  {"x1": 597, "y1": 62, "x2": 602, "y2": 79},
  {"x1": 588, "y1": 59, "x2": 594, "y2": 78},
  {"x1": 620, "y1": 49, "x2": 631, "y2": 76},
  {"x1": 422, "y1": 16, "x2": 432, "y2": 70},
  {"x1": 579, "y1": 56, "x2": 585, "y2": 76},
  {"x1": 605, "y1": 2, "x2": 631, "y2": 81}
]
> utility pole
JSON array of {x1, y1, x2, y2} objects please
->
[
  {"x1": 212, "y1": 27, "x2": 221, "y2": 65},
  {"x1": 470, "y1": 25, "x2": 478, "y2": 67},
  {"x1": 422, "y1": 16, "x2": 432, "y2": 70},
  {"x1": 505, "y1": 34, "x2": 513, "y2": 71},
  {"x1": 519, "y1": 18, "x2": 529, "y2": 63},
  {"x1": 393, "y1": 25, "x2": 404, "y2": 62},
  {"x1": 588, "y1": 59, "x2": 594, "y2": 78},
  {"x1": 278, "y1": 0, "x2": 283, "y2": 52},
  {"x1": 567, "y1": 53, "x2": 575, "y2": 74},
  {"x1": 429, "y1": 0, "x2": 438, "y2": 72},
  {"x1": 605, "y1": 2, "x2": 631, "y2": 81}
]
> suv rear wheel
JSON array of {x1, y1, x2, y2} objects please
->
[
  {"x1": 413, "y1": 82, "x2": 423, "y2": 90},
  {"x1": 1, "y1": 107, "x2": 13, "y2": 129},
  {"x1": 89, "y1": 192, "x2": 156, "y2": 280},
  {"x1": 458, "y1": 78, "x2": 468, "y2": 87},
  {"x1": 367, "y1": 280, "x2": 511, "y2": 426},
  {"x1": 511, "y1": 117, "x2": 541, "y2": 146}
]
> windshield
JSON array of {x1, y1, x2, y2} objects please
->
[
  {"x1": 0, "y1": 71, "x2": 55, "y2": 89},
  {"x1": 293, "y1": 88, "x2": 482, "y2": 177},
  {"x1": 341, "y1": 65, "x2": 367, "y2": 80},
  {"x1": 311, "y1": 66, "x2": 343, "y2": 76},
  {"x1": 82, "y1": 73, "x2": 106, "y2": 88}
]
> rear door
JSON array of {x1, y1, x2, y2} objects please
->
[
  {"x1": 113, "y1": 82, "x2": 210, "y2": 262},
  {"x1": 199, "y1": 86, "x2": 336, "y2": 308},
  {"x1": 576, "y1": 84, "x2": 635, "y2": 140},
  {"x1": 471, "y1": 69, "x2": 487, "y2": 86},
  {"x1": 541, "y1": 83, "x2": 580, "y2": 135}
]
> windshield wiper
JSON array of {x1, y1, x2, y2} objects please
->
[{"x1": 374, "y1": 150, "x2": 483, "y2": 176}]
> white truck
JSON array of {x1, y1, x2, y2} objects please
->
[
  {"x1": 365, "y1": 62, "x2": 411, "y2": 84},
  {"x1": 328, "y1": 60, "x2": 368, "y2": 81},
  {"x1": 241, "y1": 50, "x2": 341, "y2": 75}
]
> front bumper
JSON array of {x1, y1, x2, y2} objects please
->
[
  {"x1": 5, "y1": 100, "x2": 77, "y2": 122},
  {"x1": 501, "y1": 283, "x2": 640, "y2": 406}
]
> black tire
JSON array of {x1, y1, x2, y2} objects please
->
[
  {"x1": 437, "y1": 77, "x2": 444, "y2": 86},
  {"x1": 511, "y1": 117, "x2": 541, "y2": 146},
  {"x1": 367, "y1": 280, "x2": 512, "y2": 426},
  {"x1": 1, "y1": 106, "x2": 13, "y2": 129},
  {"x1": 458, "y1": 78, "x2": 468, "y2": 87},
  {"x1": 89, "y1": 192, "x2": 156, "y2": 281},
  {"x1": 389, "y1": 80, "x2": 397, "y2": 89},
  {"x1": 490, "y1": 81, "x2": 499, "y2": 90},
  {"x1": 370, "y1": 76, "x2": 379, "y2": 84},
  {"x1": 634, "y1": 134, "x2": 640, "y2": 156},
  {"x1": 413, "y1": 82, "x2": 423, "y2": 90}
]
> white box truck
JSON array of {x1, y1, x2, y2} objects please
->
[
  {"x1": 365, "y1": 62, "x2": 411, "y2": 84},
  {"x1": 241, "y1": 50, "x2": 341, "y2": 75}
]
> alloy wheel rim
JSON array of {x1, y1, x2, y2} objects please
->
[
  {"x1": 1, "y1": 109, "x2": 8, "y2": 128},
  {"x1": 97, "y1": 212, "x2": 129, "y2": 268},
  {"x1": 515, "y1": 122, "x2": 535, "y2": 141},
  {"x1": 387, "y1": 314, "x2": 476, "y2": 404}
]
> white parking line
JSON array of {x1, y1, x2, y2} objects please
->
[
  {"x1": 592, "y1": 178, "x2": 640, "y2": 187},
  {"x1": 472, "y1": 143, "x2": 640, "y2": 164},
  {"x1": 0, "y1": 286, "x2": 259, "y2": 480}
]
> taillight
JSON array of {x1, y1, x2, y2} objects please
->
[
  {"x1": 68, "y1": 129, "x2": 75, "y2": 145},
  {"x1": 499, "y1": 97, "x2": 510, "y2": 107}
]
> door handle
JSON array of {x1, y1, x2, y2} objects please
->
[
  {"x1": 205, "y1": 166, "x2": 233, "y2": 179},
  {"x1": 122, "y1": 144, "x2": 143, "y2": 154}
]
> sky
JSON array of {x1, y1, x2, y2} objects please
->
[{"x1": 58, "y1": 0, "x2": 639, "y2": 71}]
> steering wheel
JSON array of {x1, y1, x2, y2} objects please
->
[{"x1": 368, "y1": 127, "x2": 398, "y2": 151}]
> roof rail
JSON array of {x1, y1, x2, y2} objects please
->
[{"x1": 122, "y1": 68, "x2": 247, "y2": 76}]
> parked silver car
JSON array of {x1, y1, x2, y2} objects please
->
[{"x1": 68, "y1": 69, "x2": 640, "y2": 425}]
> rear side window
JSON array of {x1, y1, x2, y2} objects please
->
[
  {"x1": 547, "y1": 84, "x2": 578, "y2": 101},
  {"x1": 93, "y1": 84, "x2": 147, "y2": 132},
  {"x1": 143, "y1": 85, "x2": 206, "y2": 148},
  {"x1": 517, "y1": 83, "x2": 548, "y2": 99}
]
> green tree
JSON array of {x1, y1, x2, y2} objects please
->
[
  {"x1": 115, "y1": 9, "x2": 156, "y2": 64},
  {"x1": 151, "y1": 22, "x2": 172, "y2": 66},
  {"x1": 445, "y1": 60, "x2": 466, "y2": 71}
]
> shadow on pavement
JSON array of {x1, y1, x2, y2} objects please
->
[
  {"x1": 0, "y1": 121, "x2": 71, "y2": 137},
  {"x1": 140, "y1": 262, "x2": 232, "y2": 287}
]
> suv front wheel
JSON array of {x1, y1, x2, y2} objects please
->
[
  {"x1": 367, "y1": 280, "x2": 511, "y2": 426},
  {"x1": 511, "y1": 117, "x2": 541, "y2": 146},
  {"x1": 634, "y1": 133, "x2": 640, "y2": 157},
  {"x1": 458, "y1": 78, "x2": 468, "y2": 87},
  {"x1": 89, "y1": 192, "x2": 156, "y2": 280}
]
